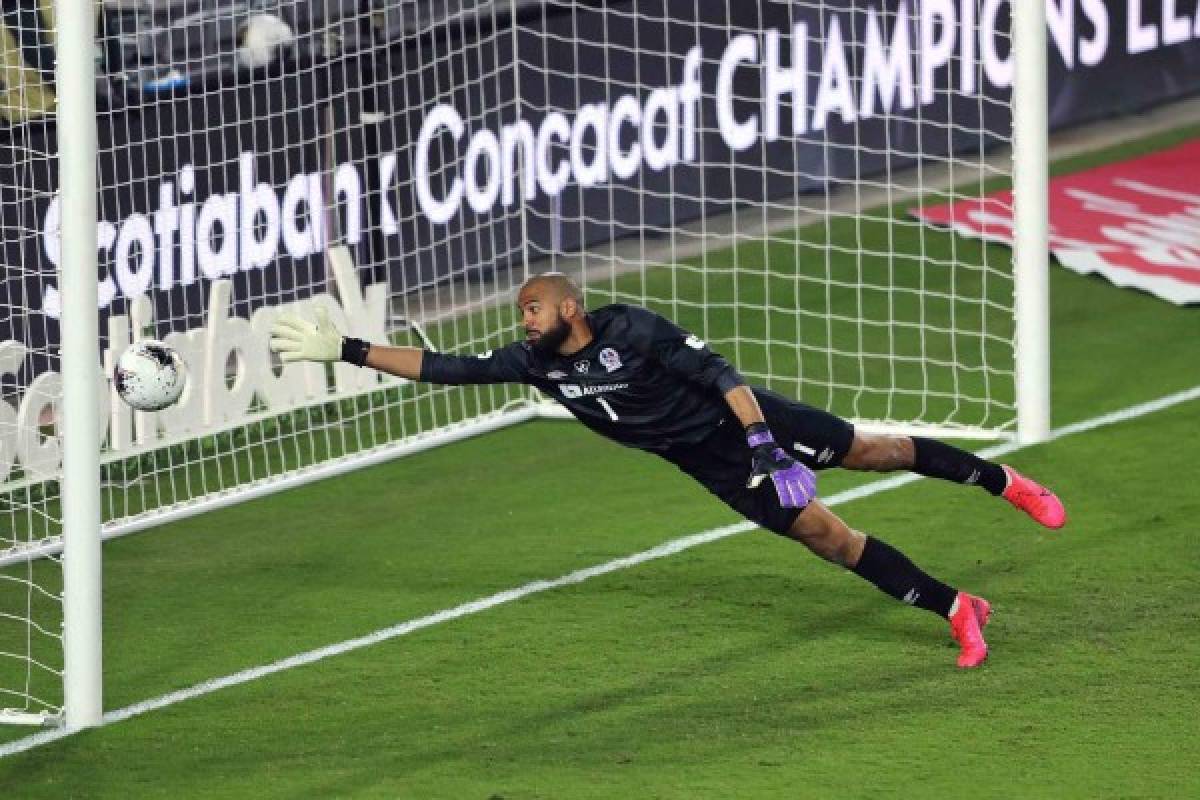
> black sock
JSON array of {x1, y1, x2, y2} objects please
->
[
  {"x1": 911, "y1": 437, "x2": 1007, "y2": 495},
  {"x1": 851, "y1": 536, "x2": 958, "y2": 618}
]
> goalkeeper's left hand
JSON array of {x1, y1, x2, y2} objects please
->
[
  {"x1": 745, "y1": 423, "x2": 817, "y2": 509},
  {"x1": 269, "y1": 306, "x2": 343, "y2": 363}
]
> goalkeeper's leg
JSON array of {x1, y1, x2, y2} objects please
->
[
  {"x1": 785, "y1": 500, "x2": 989, "y2": 668},
  {"x1": 840, "y1": 434, "x2": 1066, "y2": 529}
]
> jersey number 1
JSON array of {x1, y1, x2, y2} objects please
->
[{"x1": 595, "y1": 396, "x2": 619, "y2": 421}]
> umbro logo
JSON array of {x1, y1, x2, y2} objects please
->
[
  {"x1": 794, "y1": 443, "x2": 836, "y2": 465},
  {"x1": 546, "y1": 370, "x2": 567, "y2": 380},
  {"x1": 574, "y1": 360, "x2": 590, "y2": 373}
]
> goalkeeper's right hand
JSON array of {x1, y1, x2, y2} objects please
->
[{"x1": 269, "y1": 306, "x2": 344, "y2": 363}]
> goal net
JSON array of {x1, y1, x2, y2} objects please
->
[
  {"x1": 2, "y1": 0, "x2": 1036, "y2": 724},
  {"x1": 518, "y1": 2, "x2": 1020, "y2": 435}
]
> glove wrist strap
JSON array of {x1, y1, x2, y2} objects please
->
[
  {"x1": 745, "y1": 422, "x2": 774, "y2": 448},
  {"x1": 341, "y1": 337, "x2": 371, "y2": 367}
]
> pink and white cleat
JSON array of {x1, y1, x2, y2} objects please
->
[
  {"x1": 1002, "y1": 465, "x2": 1067, "y2": 529},
  {"x1": 949, "y1": 592, "x2": 991, "y2": 668}
]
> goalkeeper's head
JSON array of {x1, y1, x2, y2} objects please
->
[{"x1": 518, "y1": 273, "x2": 586, "y2": 354}]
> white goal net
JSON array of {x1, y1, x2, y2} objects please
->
[{"x1": 2, "y1": 0, "x2": 1037, "y2": 724}]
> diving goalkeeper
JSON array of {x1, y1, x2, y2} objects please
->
[{"x1": 270, "y1": 273, "x2": 1066, "y2": 668}]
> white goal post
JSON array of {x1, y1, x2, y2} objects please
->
[
  {"x1": 2, "y1": 0, "x2": 1048, "y2": 728},
  {"x1": 1012, "y1": 0, "x2": 1050, "y2": 444},
  {"x1": 57, "y1": 0, "x2": 103, "y2": 732}
]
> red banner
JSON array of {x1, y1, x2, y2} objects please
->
[{"x1": 913, "y1": 140, "x2": 1200, "y2": 305}]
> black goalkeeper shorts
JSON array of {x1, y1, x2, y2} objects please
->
[{"x1": 662, "y1": 388, "x2": 855, "y2": 536}]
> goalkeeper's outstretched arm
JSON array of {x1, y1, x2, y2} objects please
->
[
  {"x1": 268, "y1": 307, "x2": 423, "y2": 381},
  {"x1": 269, "y1": 308, "x2": 531, "y2": 386},
  {"x1": 363, "y1": 346, "x2": 422, "y2": 380}
]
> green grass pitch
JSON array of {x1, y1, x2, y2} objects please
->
[{"x1": 1, "y1": 125, "x2": 1199, "y2": 797}]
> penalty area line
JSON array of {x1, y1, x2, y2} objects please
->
[{"x1": 2, "y1": 384, "x2": 1198, "y2": 759}]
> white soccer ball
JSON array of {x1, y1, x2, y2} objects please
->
[{"x1": 114, "y1": 340, "x2": 187, "y2": 412}]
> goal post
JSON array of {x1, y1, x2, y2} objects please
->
[
  {"x1": 56, "y1": 0, "x2": 103, "y2": 732},
  {"x1": 1012, "y1": 0, "x2": 1051, "y2": 444},
  {"x1": 1, "y1": 0, "x2": 1052, "y2": 727}
]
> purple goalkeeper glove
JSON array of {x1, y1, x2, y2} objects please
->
[{"x1": 745, "y1": 423, "x2": 817, "y2": 509}]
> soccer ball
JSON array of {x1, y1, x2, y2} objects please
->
[{"x1": 114, "y1": 340, "x2": 188, "y2": 411}]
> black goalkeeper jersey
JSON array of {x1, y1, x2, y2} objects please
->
[{"x1": 419, "y1": 304, "x2": 745, "y2": 452}]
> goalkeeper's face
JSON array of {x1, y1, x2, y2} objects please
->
[
  {"x1": 518, "y1": 274, "x2": 584, "y2": 354},
  {"x1": 524, "y1": 308, "x2": 571, "y2": 354}
]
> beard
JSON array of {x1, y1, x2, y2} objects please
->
[{"x1": 528, "y1": 313, "x2": 571, "y2": 354}]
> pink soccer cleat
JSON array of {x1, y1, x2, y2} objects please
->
[
  {"x1": 949, "y1": 592, "x2": 991, "y2": 668},
  {"x1": 1002, "y1": 465, "x2": 1067, "y2": 529}
]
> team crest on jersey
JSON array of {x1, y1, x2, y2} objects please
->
[
  {"x1": 574, "y1": 360, "x2": 590, "y2": 373},
  {"x1": 599, "y1": 347, "x2": 622, "y2": 373}
]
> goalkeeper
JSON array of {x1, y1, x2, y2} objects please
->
[{"x1": 270, "y1": 273, "x2": 1065, "y2": 668}]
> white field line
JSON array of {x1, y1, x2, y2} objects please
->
[{"x1": 2, "y1": 384, "x2": 1198, "y2": 758}]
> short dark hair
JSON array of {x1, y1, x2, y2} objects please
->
[{"x1": 523, "y1": 273, "x2": 584, "y2": 308}]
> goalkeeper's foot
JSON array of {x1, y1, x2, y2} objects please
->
[
  {"x1": 1001, "y1": 465, "x2": 1066, "y2": 529},
  {"x1": 949, "y1": 592, "x2": 991, "y2": 669}
]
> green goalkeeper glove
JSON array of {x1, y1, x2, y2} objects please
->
[{"x1": 269, "y1": 306, "x2": 344, "y2": 363}]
